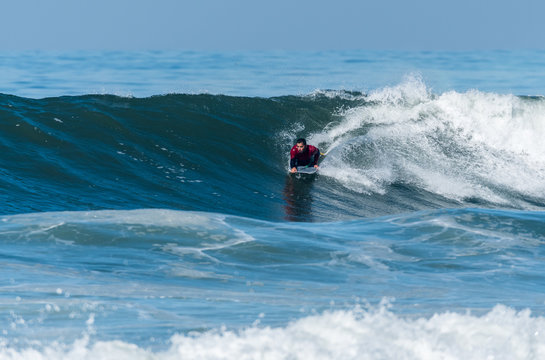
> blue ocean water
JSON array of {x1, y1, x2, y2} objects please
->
[{"x1": 1, "y1": 50, "x2": 545, "y2": 359}]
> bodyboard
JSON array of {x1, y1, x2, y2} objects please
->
[{"x1": 291, "y1": 166, "x2": 318, "y2": 175}]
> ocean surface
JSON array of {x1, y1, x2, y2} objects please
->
[{"x1": 1, "y1": 50, "x2": 545, "y2": 359}]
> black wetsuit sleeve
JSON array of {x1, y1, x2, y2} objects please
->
[
  {"x1": 290, "y1": 157, "x2": 297, "y2": 168},
  {"x1": 310, "y1": 148, "x2": 320, "y2": 166}
]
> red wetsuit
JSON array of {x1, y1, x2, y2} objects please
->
[{"x1": 290, "y1": 145, "x2": 320, "y2": 168}]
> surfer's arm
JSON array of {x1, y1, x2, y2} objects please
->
[
  {"x1": 290, "y1": 156, "x2": 297, "y2": 169},
  {"x1": 310, "y1": 148, "x2": 320, "y2": 167}
]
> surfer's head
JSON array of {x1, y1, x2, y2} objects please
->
[{"x1": 295, "y1": 138, "x2": 306, "y2": 152}]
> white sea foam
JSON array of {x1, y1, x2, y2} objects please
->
[
  {"x1": 0, "y1": 209, "x2": 254, "y2": 243},
  {"x1": 1, "y1": 304, "x2": 544, "y2": 360},
  {"x1": 314, "y1": 77, "x2": 545, "y2": 206}
]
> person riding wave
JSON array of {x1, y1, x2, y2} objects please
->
[{"x1": 290, "y1": 138, "x2": 320, "y2": 173}]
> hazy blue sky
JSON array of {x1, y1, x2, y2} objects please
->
[{"x1": 2, "y1": 0, "x2": 544, "y2": 51}]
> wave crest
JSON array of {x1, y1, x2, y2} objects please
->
[{"x1": 312, "y1": 78, "x2": 545, "y2": 207}]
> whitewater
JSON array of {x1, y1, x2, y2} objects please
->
[{"x1": 1, "y1": 50, "x2": 545, "y2": 359}]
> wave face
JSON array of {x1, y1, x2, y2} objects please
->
[{"x1": 1, "y1": 78, "x2": 545, "y2": 221}]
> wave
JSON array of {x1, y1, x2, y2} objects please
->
[
  {"x1": 2, "y1": 304, "x2": 544, "y2": 360},
  {"x1": 2, "y1": 78, "x2": 545, "y2": 221},
  {"x1": 2, "y1": 208, "x2": 544, "y2": 311},
  {"x1": 2, "y1": 207, "x2": 545, "y2": 353}
]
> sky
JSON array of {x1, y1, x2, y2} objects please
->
[{"x1": 1, "y1": 0, "x2": 545, "y2": 51}]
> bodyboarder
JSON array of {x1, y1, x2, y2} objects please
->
[{"x1": 290, "y1": 138, "x2": 320, "y2": 173}]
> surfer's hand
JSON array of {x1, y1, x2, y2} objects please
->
[
  {"x1": 290, "y1": 167, "x2": 297, "y2": 173},
  {"x1": 314, "y1": 165, "x2": 319, "y2": 169}
]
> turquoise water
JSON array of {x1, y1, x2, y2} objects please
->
[{"x1": 1, "y1": 50, "x2": 545, "y2": 359}]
